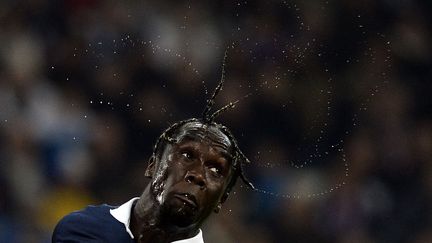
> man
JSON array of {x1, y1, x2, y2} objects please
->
[{"x1": 52, "y1": 117, "x2": 253, "y2": 243}]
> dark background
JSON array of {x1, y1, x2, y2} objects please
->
[{"x1": 0, "y1": 0, "x2": 431, "y2": 242}]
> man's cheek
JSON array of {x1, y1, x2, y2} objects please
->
[
  {"x1": 206, "y1": 186, "x2": 224, "y2": 203},
  {"x1": 167, "y1": 161, "x2": 189, "y2": 181}
]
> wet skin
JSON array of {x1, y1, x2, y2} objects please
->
[{"x1": 130, "y1": 122, "x2": 236, "y2": 243}]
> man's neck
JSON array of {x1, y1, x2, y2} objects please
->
[{"x1": 130, "y1": 186, "x2": 199, "y2": 243}]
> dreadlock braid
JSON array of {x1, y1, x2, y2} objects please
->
[
  {"x1": 209, "y1": 100, "x2": 239, "y2": 122},
  {"x1": 202, "y1": 48, "x2": 229, "y2": 123},
  {"x1": 216, "y1": 124, "x2": 255, "y2": 190},
  {"x1": 150, "y1": 46, "x2": 255, "y2": 191}
]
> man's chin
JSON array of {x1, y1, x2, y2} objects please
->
[
  {"x1": 171, "y1": 215, "x2": 196, "y2": 228},
  {"x1": 161, "y1": 202, "x2": 200, "y2": 228}
]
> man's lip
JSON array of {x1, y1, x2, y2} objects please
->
[{"x1": 174, "y1": 193, "x2": 198, "y2": 208}]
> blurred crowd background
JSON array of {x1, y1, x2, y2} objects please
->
[{"x1": 0, "y1": 0, "x2": 431, "y2": 242}]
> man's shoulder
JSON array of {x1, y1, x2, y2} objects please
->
[
  {"x1": 52, "y1": 204, "x2": 132, "y2": 242},
  {"x1": 58, "y1": 204, "x2": 115, "y2": 226}
]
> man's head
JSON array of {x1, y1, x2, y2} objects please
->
[
  {"x1": 144, "y1": 119, "x2": 245, "y2": 228},
  {"x1": 141, "y1": 48, "x2": 254, "y2": 229}
]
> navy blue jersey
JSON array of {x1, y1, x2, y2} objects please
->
[{"x1": 52, "y1": 204, "x2": 134, "y2": 243}]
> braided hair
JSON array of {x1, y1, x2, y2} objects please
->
[{"x1": 150, "y1": 49, "x2": 255, "y2": 191}]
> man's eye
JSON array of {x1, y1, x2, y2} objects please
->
[
  {"x1": 209, "y1": 167, "x2": 221, "y2": 176},
  {"x1": 181, "y1": 151, "x2": 193, "y2": 159}
]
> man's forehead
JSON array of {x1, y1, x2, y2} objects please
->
[{"x1": 173, "y1": 122, "x2": 233, "y2": 150}]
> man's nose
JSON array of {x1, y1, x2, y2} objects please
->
[{"x1": 185, "y1": 166, "x2": 206, "y2": 189}]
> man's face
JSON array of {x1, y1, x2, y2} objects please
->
[{"x1": 148, "y1": 122, "x2": 235, "y2": 227}]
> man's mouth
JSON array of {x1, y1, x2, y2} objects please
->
[{"x1": 174, "y1": 193, "x2": 198, "y2": 208}]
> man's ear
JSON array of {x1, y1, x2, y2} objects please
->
[
  {"x1": 213, "y1": 192, "x2": 230, "y2": 213},
  {"x1": 145, "y1": 156, "x2": 156, "y2": 178},
  {"x1": 214, "y1": 172, "x2": 238, "y2": 213},
  {"x1": 220, "y1": 191, "x2": 230, "y2": 204}
]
